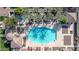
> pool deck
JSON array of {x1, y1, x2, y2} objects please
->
[
  {"x1": 6, "y1": 22, "x2": 74, "y2": 51},
  {"x1": 20, "y1": 23, "x2": 74, "y2": 51}
]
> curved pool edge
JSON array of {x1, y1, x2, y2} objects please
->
[{"x1": 28, "y1": 27, "x2": 57, "y2": 44}]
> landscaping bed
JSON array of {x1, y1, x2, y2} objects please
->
[
  {"x1": 0, "y1": 29, "x2": 10, "y2": 51},
  {"x1": 0, "y1": 37, "x2": 10, "y2": 51}
]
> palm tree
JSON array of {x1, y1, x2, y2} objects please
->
[
  {"x1": 14, "y1": 7, "x2": 27, "y2": 15},
  {"x1": 3, "y1": 17, "x2": 17, "y2": 27}
]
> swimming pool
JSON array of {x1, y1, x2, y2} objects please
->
[{"x1": 28, "y1": 27, "x2": 57, "y2": 44}]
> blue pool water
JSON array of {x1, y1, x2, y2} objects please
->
[{"x1": 28, "y1": 27, "x2": 57, "y2": 44}]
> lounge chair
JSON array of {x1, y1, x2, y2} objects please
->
[
  {"x1": 27, "y1": 46, "x2": 33, "y2": 51},
  {"x1": 44, "y1": 47, "x2": 51, "y2": 51},
  {"x1": 62, "y1": 28, "x2": 68, "y2": 34},
  {"x1": 64, "y1": 35, "x2": 71, "y2": 45},
  {"x1": 33, "y1": 47, "x2": 41, "y2": 51}
]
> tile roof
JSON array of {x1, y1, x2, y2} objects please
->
[
  {"x1": 11, "y1": 35, "x2": 24, "y2": 48},
  {"x1": 0, "y1": 7, "x2": 10, "y2": 16}
]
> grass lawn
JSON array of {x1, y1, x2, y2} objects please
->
[{"x1": 0, "y1": 29, "x2": 10, "y2": 51}]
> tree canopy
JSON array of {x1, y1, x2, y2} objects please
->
[
  {"x1": 59, "y1": 15, "x2": 68, "y2": 24},
  {"x1": 0, "y1": 16, "x2": 6, "y2": 21},
  {"x1": 14, "y1": 7, "x2": 27, "y2": 15},
  {"x1": 3, "y1": 17, "x2": 17, "y2": 27}
]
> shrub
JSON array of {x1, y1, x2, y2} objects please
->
[
  {"x1": 59, "y1": 15, "x2": 68, "y2": 24},
  {"x1": 0, "y1": 16, "x2": 5, "y2": 21}
]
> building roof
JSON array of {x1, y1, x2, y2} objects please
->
[
  {"x1": 6, "y1": 33, "x2": 13, "y2": 41},
  {"x1": 11, "y1": 36, "x2": 24, "y2": 49},
  {"x1": 6, "y1": 32, "x2": 24, "y2": 49},
  {"x1": 67, "y1": 13, "x2": 76, "y2": 24},
  {"x1": 64, "y1": 7, "x2": 76, "y2": 12},
  {"x1": 0, "y1": 7, "x2": 10, "y2": 16},
  {"x1": 77, "y1": 23, "x2": 79, "y2": 37},
  {"x1": 11, "y1": 41, "x2": 24, "y2": 49}
]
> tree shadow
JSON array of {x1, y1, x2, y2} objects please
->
[
  {"x1": 53, "y1": 22, "x2": 72, "y2": 31},
  {"x1": 3, "y1": 40, "x2": 11, "y2": 51},
  {"x1": 4, "y1": 42, "x2": 10, "y2": 48}
]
